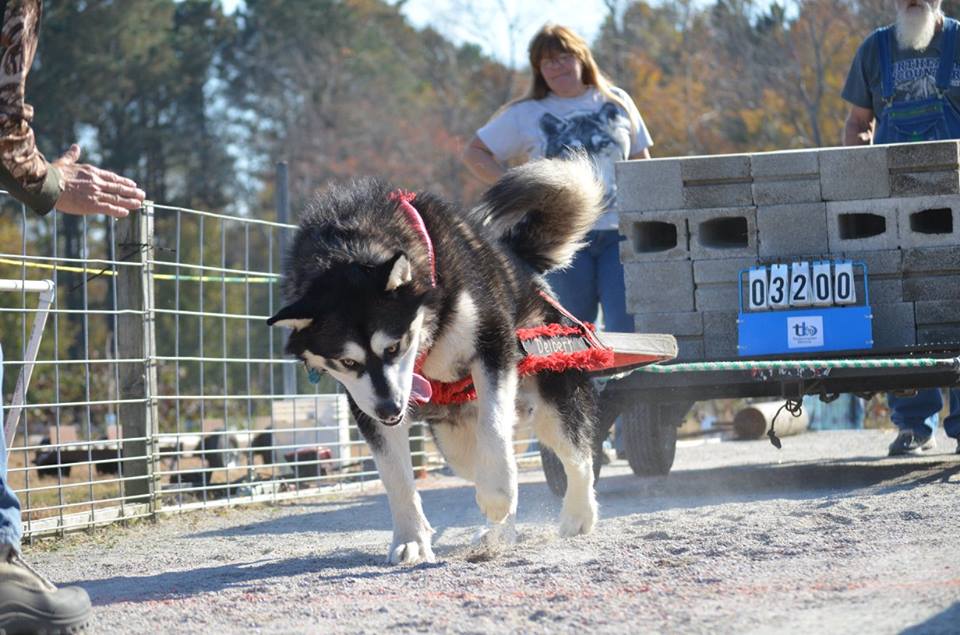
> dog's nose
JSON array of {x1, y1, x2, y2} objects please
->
[{"x1": 375, "y1": 400, "x2": 403, "y2": 424}]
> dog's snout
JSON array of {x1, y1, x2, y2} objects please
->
[{"x1": 375, "y1": 400, "x2": 403, "y2": 424}]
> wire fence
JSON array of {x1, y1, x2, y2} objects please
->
[{"x1": 0, "y1": 189, "x2": 540, "y2": 541}]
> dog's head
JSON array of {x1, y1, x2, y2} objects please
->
[{"x1": 268, "y1": 252, "x2": 432, "y2": 426}]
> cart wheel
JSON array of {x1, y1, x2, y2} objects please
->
[
  {"x1": 623, "y1": 402, "x2": 680, "y2": 477},
  {"x1": 540, "y1": 444, "x2": 603, "y2": 499}
]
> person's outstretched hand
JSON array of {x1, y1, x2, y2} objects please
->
[{"x1": 52, "y1": 144, "x2": 146, "y2": 218}]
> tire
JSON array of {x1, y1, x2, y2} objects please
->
[
  {"x1": 540, "y1": 444, "x2": 603, "y2": 499},
  {"x1": 623, "y1": 401, "x2": 681, "y2": 477},
  {"x1": 201, "y1": 433, "x2": 240, "y2": 469}
]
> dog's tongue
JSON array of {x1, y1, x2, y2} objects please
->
[{"x1": 410, "y1": 372, "x2": 433, "y2": 404}]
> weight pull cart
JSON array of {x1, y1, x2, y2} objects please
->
[
  {"x1": 538, "y1": 259, "x2": 960, "y2": 499},
  {"x1": 541, "y1": 259, "x2": 960, "y2": 494}
]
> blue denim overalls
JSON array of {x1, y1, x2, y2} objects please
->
[{"x1": 875, "y1": 17, "x2": 960, "y2": 143}]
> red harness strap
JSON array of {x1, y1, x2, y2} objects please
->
[{"x1": 389, "y1": 190, "x2": 436, "y2": 287}]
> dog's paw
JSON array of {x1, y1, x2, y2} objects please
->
[
  {"x1": 475, "y1": 487, "x2": 514, "y2": 524},
  {"x1": 387, "y1": 537, "x2": 436, "y2": 565},
  {"x1": 559, "y1": 496, "x2": 598, "y2": 537}
]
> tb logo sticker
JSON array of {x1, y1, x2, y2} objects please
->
[{"x1": 787, "y1": 316, "x2": 824, "y2": 348}]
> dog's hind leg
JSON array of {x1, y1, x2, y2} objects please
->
[
  {"x1": 533, "y1": 372, "x2": 598, "y2": 537},
  {"x1": 353, "y1": 401, "x2": 435, "y2": 565}
]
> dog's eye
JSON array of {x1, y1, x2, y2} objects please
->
[
  {"x1": 384, "y1": 343, "x2": 400, "y2": 356},
  {"x1": 339, "y1": 358, "x2": 361, "y2": 370}
]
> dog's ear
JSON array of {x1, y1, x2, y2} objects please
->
[
  {"x1": 599, "y1": 101, "x2": 622, "y2": 122},
  {"x1": 266, "y1": 297, "x2": 313, "y2": 330},
  {"x1": 539, "y1": 112, "x2": 564, "y2": 136},
  {"x1": 384, "y1": 253, "x2": 412, "y2": 292}
]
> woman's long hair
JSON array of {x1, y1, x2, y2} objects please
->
[{"x1": 494, "y1": 23, "x2": 638, "y2": 134}]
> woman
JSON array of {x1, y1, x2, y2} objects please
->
[{"x1": 462, "y1": 23, "x2": 652, "y2": 333}]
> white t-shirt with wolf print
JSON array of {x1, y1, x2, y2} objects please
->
[{"x1": 477, "y1": 86, "x2": 653, "y2": 230}]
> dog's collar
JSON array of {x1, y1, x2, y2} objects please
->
[{"x1": 389, "y1": 190, "x2": 436, "y2": 287}]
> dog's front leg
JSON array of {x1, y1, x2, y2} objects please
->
[
  {"x1": 353, "y1": 404, "x2": 435, "y2": 565},
  {"x1": 470, "y1": 362, "x2": 519, "y2": 539}
]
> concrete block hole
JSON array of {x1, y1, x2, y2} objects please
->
[
  {"x1": 698, "y1": 216, "x2": 748, "y2": 249},
  {"x1": 631, "y1": 221, "x2": 679, "y2": 253},
  {"x1": 910, "y1": 207, "x2": 953, "y2": 235},
  {"x1": 838, "y1": 213, "x2": 886, "y2": 239}
]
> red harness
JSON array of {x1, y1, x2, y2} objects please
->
[{"x1": 392, "y1": 189, "x2": 615, "y2": 406}]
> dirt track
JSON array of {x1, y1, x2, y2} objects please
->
[{"x1": 27, "y1": 428, "x2": 960, "y2": 634}]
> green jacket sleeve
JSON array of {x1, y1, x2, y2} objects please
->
[{"x1": 0, "y1": 162, "x2": 61, "y2": 216}]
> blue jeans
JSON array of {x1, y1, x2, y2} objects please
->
[
  {"x1": 546, "y1": 230, "x2": 633, "y2": 332},
  {"x1": 888, "y1": 388, "x2": 960, "y2": 439},
  {"x1": 547, "y1": 230, "x2": 633, "y2": 452},
  {"x1": 0, "y1": 343, "x2": 22, "y2": 548}
]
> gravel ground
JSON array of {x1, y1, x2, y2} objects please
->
[{"x1": 25, "y1": 428, "x2": 960, "y2": 634}]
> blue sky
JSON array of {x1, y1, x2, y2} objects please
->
[
  {"x1": 219, "y1": 1, "x2": 782, "y2": 69},
  {"x1": 220, "y1": 0, "x2": 622, "y2": 67}
]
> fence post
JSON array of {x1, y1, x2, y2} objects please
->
[
  {"x1": 276, "y1": 162, "x2": 298, "y2": 397},
  {"x1": 115, "y1": 203, "x2": 160, "y2": 513}
]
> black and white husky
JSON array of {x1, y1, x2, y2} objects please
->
[{"x1": 268, "y1": 156, "x2": 604, "y2": 564}]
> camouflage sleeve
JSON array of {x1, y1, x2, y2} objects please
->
[{"x1": 0, "y1": 0, "x2": 61, "y2": 215}]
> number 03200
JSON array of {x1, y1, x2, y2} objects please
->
[{"x1": 746, "y1": 261, "x2": 857, "y2": 311}]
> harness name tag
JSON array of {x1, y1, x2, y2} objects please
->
[{"x1": 521, "y1": 335, "x2": 590, "y2": 358}]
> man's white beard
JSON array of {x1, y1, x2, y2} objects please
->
[{"x1": 896, "y1": 4, "x2": 940, "y2": 51}]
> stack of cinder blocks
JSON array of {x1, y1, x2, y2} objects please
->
[{"x1": 617, "y1": 141, "x2": 960, "y2": 360}]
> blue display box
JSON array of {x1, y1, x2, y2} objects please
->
[{"x1": 737, "y1": 262, "x2": 874, "y2": 356}]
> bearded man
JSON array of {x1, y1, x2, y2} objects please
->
[{"x1": 842, "y1": 0, "x2": 960, "y2": 457}]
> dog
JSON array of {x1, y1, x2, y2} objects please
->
[{"x1": 267, "y1": 156, "x2": 604, "y2": 564}]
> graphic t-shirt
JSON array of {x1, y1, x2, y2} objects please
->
[
  {"x1": 477, "y1": 87, "x2": 653, "y2": 230},
  {"x1": 842, "y1": 23, "x2": 960, "y2": 116}
]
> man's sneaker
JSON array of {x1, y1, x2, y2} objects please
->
[
  {"x1": 887, "y1": 430, "x2": 936, "y2": 456},
  {"x1": 0, "y1": 545, "x2": 90, "y2": 634}
]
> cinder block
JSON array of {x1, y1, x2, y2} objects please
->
[
  {"x1": 618, "y1": 211, "x2": 689, "y2": 262},
  {"x1": 889, "y1": 171, "x2": 960, "y2": 197},
  {"x1": 703, "y1": 311, "x2": 740, "y2": 359},
  {"x1": 681, "y1": 153, "x2": 751, "y2": 181},
  {"x1": 750, "y1": 149, "x2": 821, "y2": 205},
  {"x1": 902, "y1": 274, "x2": 960, "y2": 301},
  {"x1": 870, "y1": 303, "x2": 916, "y2": 349},
  {"x1": 840, "y1": 249, "x2": 903, "y2": 276},
  {"x1": 687, "y1": 206, "x2": 758, "y2": 259},
  {"x1": 752, "y1": 148, "x2": 820, "y2": 177},
  {"x1": 820, "y1": 146, "x2": 890, "y2": 201},
  {"x1": 826, "y1": 199, "x2": 899, "y2": 251},
  {"x1": 915, "y1": 300, "x2": 960, "y2": 324},
  {"x1": 757, "y1": 203, "x2": 829, "y2": 257},
  {"x1": 903, "y1": 246, "x2": 960, "y2": 272},
  {"x1": 675, "y1": 336, "x2": 704, "y2": 361},
  {"x1": 695, "y1": 282, "x2": 745, "y2": 312},
  {"x1": 752, "y1": 178, "x2": 822, "y2": 206},
  {"x1": 887, "y1": 140, "x2": 960, "y2": 171},
  {"x1": 624, "y1": 261, "x2": 694, "y2": 313},
  {"x1": 693, "y1": 257, "x2": 758, "y2": 285},
  {"x1": 855, "y1": 277, "x2": 903, "y2": 304},
  {"x1": 634, "y1": 311, "x2": 703, "y2": 336},
  {"x1": 917, "y1": 325, "x2": 960, "y2": 345},
  {"x1": 895, "y1": 195, "x2": 960, "y2": 249},
  {"x1": 681, "y1": 154, "x2": 753, "y2": 209},
  {"x1": 616, "y1": 159, "x2": 682, "y2": 212}
]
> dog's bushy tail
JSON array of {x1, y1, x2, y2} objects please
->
[{"x1": 470, "y1": 154, "x2": 605, "y2": 273}]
